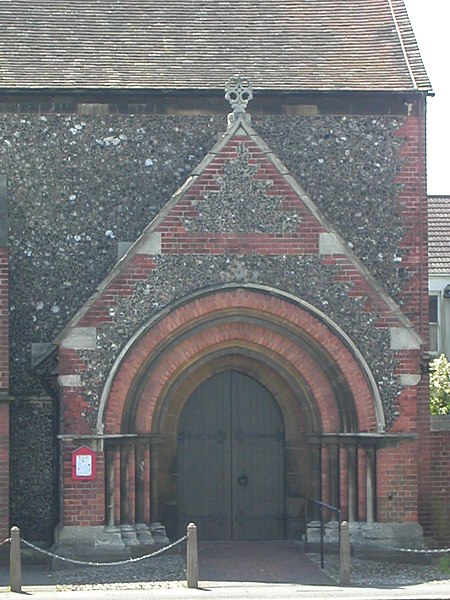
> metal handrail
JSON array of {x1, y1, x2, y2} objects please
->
[{"x1": 300, "y1": 495, "x2": 341, "y2": 570}]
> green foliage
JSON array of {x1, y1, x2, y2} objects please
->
[
  {"x1": 430, "y1": 354, "x2": 450, "y2": 415},
  {"x1": 440, "y1": 553, "x2": 450, "y2": 574}
]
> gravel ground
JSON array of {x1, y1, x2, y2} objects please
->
[
  {"x1": 308, "y1": 553, "x2": 450, "y2": 587},
  {"x1": 52, "y1": 555, "x2": 186, "y2": 591},
  {"x1": 49, "y1": 552, "x2": 450, "y2": 591}
]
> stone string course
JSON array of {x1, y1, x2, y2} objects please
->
[{"x1": 79, "y1": 254, "x2": 400, "y2": 430}]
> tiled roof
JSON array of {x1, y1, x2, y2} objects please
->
[
  {"x1": 429, "y1": 196, "x2": 450, "y2": 275},
  {"x1": 0, "y1": 0, "x2": 431, "y2": 92}
]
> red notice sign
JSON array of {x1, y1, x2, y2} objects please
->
[{"x1": 71, "y1": 445, "x2": 97, "y2": 481}]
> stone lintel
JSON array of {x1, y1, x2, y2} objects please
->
[
  {"x1": 136, "y1": 231, "x2": 162, "y2": 255},
  {"x1": 58, "y1": 374, "x2": 82, "y2": 387},
  {"x1": 399, "y1": 374, "x2": 421, "y2": 386},
  {"x1": 60, "y1": 327, "x2": 97, "y2": 350},
  {"x1": 319, "y1": 232, "x2": 346, "y2": 255},
  {"x1": 390, "y1": 327, "x2": 421, "y2": 350}
]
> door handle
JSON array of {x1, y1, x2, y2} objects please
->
[{"x1": 238, "y1": 474, "x2": 249, "y2": 486}]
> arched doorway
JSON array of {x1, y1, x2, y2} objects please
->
[
  {"x1": 177, "y1": 370, "x2": 285, "y2": 540},
  {"x1": 99, "y1": 288, "x2": 382, "y2": 544}
]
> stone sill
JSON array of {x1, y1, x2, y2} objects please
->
[{"x1": 430, "y1": 415, "x2": 450, "y2": 431}]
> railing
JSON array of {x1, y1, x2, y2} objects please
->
[
  {"x1": 301, "y1": 495, "x2": 351, "y2": 585},
  {"x1": 301, "y1": 495, "x2": 341, "y2": 569}
]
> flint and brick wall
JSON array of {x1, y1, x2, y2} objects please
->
[
  {"x1": 0, "y1": 199, "x2": 9, "y2": 540},
  {"x1": 57, "y1": 122, "x2": 424, "y2": 529},
  {"x1": 0, "y1": 97, "x2": 436, "y2": 540}
]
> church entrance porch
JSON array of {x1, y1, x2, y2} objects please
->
[{"x1": 54, "y1": 287, "x2": 424, "y2": 556}]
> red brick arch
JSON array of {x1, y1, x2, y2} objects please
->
[{"x1": 99, "y1": 287, "x2": 381, "y2": 436}]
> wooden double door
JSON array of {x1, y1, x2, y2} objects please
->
[{"x1": 177, "y1": 370, "x2": 285, "y2": 540}]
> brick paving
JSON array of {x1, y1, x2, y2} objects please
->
[{"x1": 198, "y1": 541, "x2": 334, "y2": 585}]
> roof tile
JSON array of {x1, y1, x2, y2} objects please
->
[
  {"x1": 0, "y1": 0, "x2": 431, "y2": 91},
  {"x1": 428, "y1": 196, "x2": 450, "y2": 274}
]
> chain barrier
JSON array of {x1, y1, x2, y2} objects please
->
[
  {"x1": 363, "y1": 542, "x2": 450, "y2": 555},
  {"x1": 20, "y1": 535, "x2": 187, "y2": 567},
  {"x1": 0, "y1": 537, "x2": 10, "y2": 548}
]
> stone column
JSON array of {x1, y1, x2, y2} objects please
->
[
  {"x1": 150, "y1": 440, "x2": 160, "y2": 523},
  {"x1": 135, "y1": 440, "x2": 153, "y2": 544},
  {"x1": 120, "y1": 441, "x2": 139, "y2": 546},
  {"x1": 149, "y1": 438, "x2": 169, "y2": 544},
  {"x1": 328, "y1": 443, "x2": 340, "y2": 520},
  {"x1": 104, "y1": 443, "x2": 116, "y2": 529},
  {"x1": 120, "y1": 443, "x2": 130, "y2": 525},
  {"x1": 347, "y1": 444, "x2": 358, "y2": 522},
  {"x1": 311, "y1": 442, "x2": 322, "y2": 520},
  {"x1": 135, "y1": 442, "x2": 145, "y2": 524},
  {"x1": 365, "y1": 445, "x2": 376, "y2": 524}
]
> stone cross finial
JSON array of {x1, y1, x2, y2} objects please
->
[{"x1": 225, "y1": 75, "x2": 253, "y2": 127}]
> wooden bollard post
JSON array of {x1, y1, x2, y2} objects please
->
[
  {"x1": 10, "y1": 526, "x2": 22, "y2": 593},
  {"x1": 339, "y1": 521, "x2": 351, "y2": 586},
  {"x1": 187, "y1": 522, "x2": 199, "y2": 589}
]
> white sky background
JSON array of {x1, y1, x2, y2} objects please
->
[{"x1": 404, "y1": 0, "x2": 449, "y2": 194}]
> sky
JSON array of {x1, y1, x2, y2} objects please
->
[{"x1": 404, "y1": 0, "x2": 449, "y2": 195}]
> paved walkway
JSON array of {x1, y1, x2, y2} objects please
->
[
  {"x1": 0, "y1": 540, "x2": 332, "y2": 588},
  {"x1": 198, "y1": 540, "x2": 333, "y2": 584},
  {"x1": 3, "y1": 541, "x2": 450, "y2": 598}
]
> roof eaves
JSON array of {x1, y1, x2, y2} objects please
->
[{"x1": 389, "y1": 0, "x2": 432, "y2": 93}]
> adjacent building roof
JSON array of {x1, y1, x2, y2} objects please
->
[
  {"x1": 429, "y1": 196, "x2": 450, "y2": 275},
  {"x1": 0, "y1": 0, "x2": 431, "y2": 92}
]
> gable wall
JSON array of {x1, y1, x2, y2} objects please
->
[
  {"x1": 54, "y1": 114, "x2": 427, "y2": 530},
  {"x1": 0, "y1": 95, "x2": 432, "y2": 542}
]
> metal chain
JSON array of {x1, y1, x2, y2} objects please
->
[
  {"x1": 364, "y1": 542, "x2": 450, "y2": 555},
  {"x1": 20, "y1": 535, "x2": 187, "y2": 567},
  {"x1": 0, "y1": 537, "x2": 10, "y2": 547}
]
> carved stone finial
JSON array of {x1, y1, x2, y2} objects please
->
[{"x1": 225, "y1": 75, "x2": 253, "y2": 127}]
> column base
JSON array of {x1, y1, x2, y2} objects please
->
[
  {"x1": 151, "y1": 522, "x2": 170, "y2": 545},
  {"x1": 120, "y1": 524, "x2": 140, "y2": 546},
  {"x1": 136, "y1": 523, "x2": 155, "y2": 544},
  {"x1": 52, "y1": 522, "x2": 170, "y2": 567},
  {"x1": 305, "y1": 521, "x2": 426, "y2": 562}
]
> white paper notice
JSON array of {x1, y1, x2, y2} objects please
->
[{"x1": 76, "y1": 454, "x2": 92, "y2": 477}]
